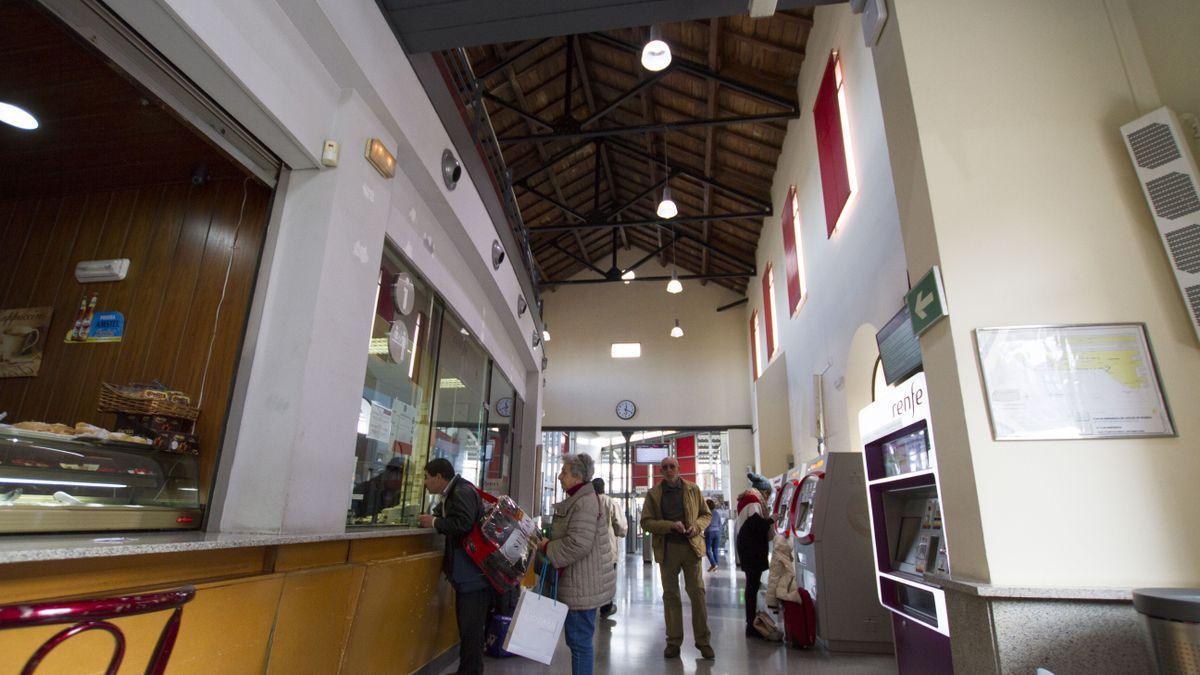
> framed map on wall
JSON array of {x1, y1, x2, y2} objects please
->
[{"x1": 974, "y1": 323, "x2": 1175, "y2": 440}]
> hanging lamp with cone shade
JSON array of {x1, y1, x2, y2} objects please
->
[
  {"x1": 670, "y1": 318, "x2": 684, "y2": 338},
  {"x1": 641, "y1": 25, "x2": 672, "y2": 72}
]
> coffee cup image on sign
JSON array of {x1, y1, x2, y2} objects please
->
[{"x1": 0, "y1": 326, "x2": 39, "y2": 362}]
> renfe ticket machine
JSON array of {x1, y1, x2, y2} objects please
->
[
  {"x1": 770, "y1": 458, "x2": 893, "y2": 653},
  {"x1": 858, "y1": 372, "x2": 953, "y2": 673}
]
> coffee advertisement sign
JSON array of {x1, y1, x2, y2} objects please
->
[{"x1": 0, "y1": 307, "x2": 53, "y2": 378}]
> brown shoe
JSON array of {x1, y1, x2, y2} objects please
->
[
  {"x1": 698, "y1": 644, "x2": 715, "y2": 660},
  {"x1": 664, "y1": 645, "x2": 681, "y2": 659}
]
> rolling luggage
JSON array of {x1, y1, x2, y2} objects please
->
[{"x1": 780, "y1": 589, "x2": 816, "y2": 649}]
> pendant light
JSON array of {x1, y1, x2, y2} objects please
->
[
  {"x1": 621, "y1": 269, "x2": 636, "y2": 284},
  {"x1": 542, "y1": 325, "x2": 551, "y2": 342},
  {"x1": 666, "y1": 271, "x2": 682, "y2": 294},
  {"x1": 0, "y1": 102, "x2": 38, "y2": 130},
  {"x1": 656, "y1": 185, "x2": 678, "y2": 219},
  {"x1": 641, "y1": 25, "x2": 672, "y2": 72},
  {"x1": 670, "y1": 318, "x2": 684, "y2": 338},
  {"x1": 657, "y1": 139, "x2": 677, "y2": 219},
  {"x1": 665, "y1": 226, "x2": 683, "y2": 294}
]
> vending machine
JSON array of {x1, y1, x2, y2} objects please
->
[
  {"x1": 858, "y1": 372, "x2": 953, "y2": 674},
  {"x1": 790, "y1": 453, "x2": 894, "y2": 653}
]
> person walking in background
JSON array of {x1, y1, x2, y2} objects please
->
[
  {"x1": 593, "y1": 477, "x2": 627, "y2": 618},
  {"x1": 735, "y1": 473, "x2": 774, "y2": 639},
  {"x1": 704, "y1": 498, "x2": 727, "y2": 572},
  {"x1": 539, "y1": 453, "x2": 616, "y2": 675},
  {"x1": 417, "y1": 458, "x2": 488, "y2": 674},
  {"x1": 641, "y1": 456, "x2": 715, "y2": 660}
]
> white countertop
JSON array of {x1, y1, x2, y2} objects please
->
[
  {"x1": 0, "y1": 527, "x2": 436, "y2": 565},
  {"x1": 940, "y1": 575, "x2": 1133, "y2": 600}
]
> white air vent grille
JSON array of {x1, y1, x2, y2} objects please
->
[
  {"x1": 1122, "y1": 106, "x2": 1200, "y2": 342},
  {"x1": 1145, "y1": 172, "x2": 1200, "y2": 220},
  {"x1": 1165, "y1": 224, "x2": 1200, "y2": 274},
  {"x1": 1127, "y1": 122, "x2": 1180, "y2": 169}
]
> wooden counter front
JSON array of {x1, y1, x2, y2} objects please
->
[{"x1": 0, "y1": 532, "x2": 458, "y2": 674}]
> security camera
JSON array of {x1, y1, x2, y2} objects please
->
[
  {"x1": 442, "y1": 149, "x2": 461, "y2": 190},
  {"x1": 491, "y1": 240, "x2": 506, "y2": 270}
]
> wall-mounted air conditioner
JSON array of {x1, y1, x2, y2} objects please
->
[
  {"x1": 75, "y1": 258, "x2": 130, "y2": 283},
  {"x1": 1121, "y1": 107, "x2": 1200, "y2": 343}
]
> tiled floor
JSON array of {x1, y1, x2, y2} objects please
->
[{"x1": 444, "y1": 549, "x2": 897, "y2": 675}]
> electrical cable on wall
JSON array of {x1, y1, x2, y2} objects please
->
[{"x1": 196, "y1": 176, "x2": 252, "y2": 410}]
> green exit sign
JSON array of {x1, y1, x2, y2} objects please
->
[{"x1": 906, "y1": 266, "x2": 948, "y2": 335}]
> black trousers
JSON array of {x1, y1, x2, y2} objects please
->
[
  {"x1": 743, "y1": 569, "x2": 764, "y2": 627},
  {"x1": 455, "y1": 587, "x2": 490, "y2": 675}
]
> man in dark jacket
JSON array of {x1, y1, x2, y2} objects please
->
[{"x1": 418, "y1": 458, "x2": 487, "y2": 674}]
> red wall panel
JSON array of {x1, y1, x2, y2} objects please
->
[
  {"x1": 781, "y1": 186, "x2": 803, "y2": 314},
  {"x1": 814, "y1": 52, "x2": 850, "y2": 236}
]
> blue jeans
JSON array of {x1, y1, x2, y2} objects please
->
[
  {"x1": 705, "y1": 529, "x2": 721, "y2": 566},
  {"x1": 564, "y1": 608, "x2": 597, "y2": 675}
]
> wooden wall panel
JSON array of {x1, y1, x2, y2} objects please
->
[
  {"x1": 0, "y1": 177, "x2": 271, "y2": 502},
  {"x1": 340, "y1": 553, "x2": 459, "y2": 674},
  {"x1": 264, "y1": 566, "x2": 366, "y2": 675}
]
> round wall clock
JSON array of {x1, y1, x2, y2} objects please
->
[
  {"x1": 615, "y1": 399, "x2": 637, "y2": 421},
  {"x1": 496, "y1": 397, "x2": 513, "y2": 418}
]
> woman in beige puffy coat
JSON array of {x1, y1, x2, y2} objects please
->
[
  {"x1": 541, "y1": 453, "x2": 615, "y2": 675},
  {"x1": 765, "y1": 534, "x2": 803, "y2": 608}
]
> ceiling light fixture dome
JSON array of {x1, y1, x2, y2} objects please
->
[
  {"x1": 657, "y1": 185, "x2": 678, "y2": 219},
  {"x1": 666, "y1": 271, "x2": 682, "y2": 294},
  {"x1": 670, "y1": 318, "x2": 684, "y2": 338},
  {"x1": 641, "y1": 25, "x2": 672, "y2": 72},
  {"x1": 621, "y1": 269, "x2": 636, "y2": 285},
  {"x1": 0, "y1": 102, "x2": 38, "y2": 130}
]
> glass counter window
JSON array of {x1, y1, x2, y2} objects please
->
[
  {"x1": 428, "y1": 311, "x2": 489, "y2": 509},
  {"x1": 482, "y1": 366, "x2": 519, "y2": 495},
  {"x1": 350, "y1": 242, "x2": 443, "y2": 527},
  {"x1": 0, "y1": 428, "x2": 200, "y2": 533}
]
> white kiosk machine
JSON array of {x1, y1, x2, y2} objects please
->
[
  {"x1": 859, "y1": 372, "x2": 953, "y2": 674},
  {"x1": 786, "y1": 454, "x2": 894, "y2": 653}
]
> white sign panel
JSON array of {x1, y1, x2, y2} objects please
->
[
  {"x1": 367, "y1": 402, "x2": 393, "y2": 442},
  {"x1": 975, "y1": 324, "x2": 1174, "y2": 440}
]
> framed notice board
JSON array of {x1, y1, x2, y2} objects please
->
[{"x1": 974, "y1": 323, "x2": 1174, "y2": 440}]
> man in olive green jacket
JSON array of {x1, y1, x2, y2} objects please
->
[{"x1": 641, "y1": 456, "x2": 714, "y2": 660}]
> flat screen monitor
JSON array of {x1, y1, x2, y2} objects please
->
[
  {"x1": 635, "y1": 445, "x2": 670, "y2": 465},
  {"x1": 876, "y1": 305, "x2": 923, "y2": 385}
]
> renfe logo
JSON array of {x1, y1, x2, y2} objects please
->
[{"x1": 891, "y1": 378, "x2": 926, "y2": 419}]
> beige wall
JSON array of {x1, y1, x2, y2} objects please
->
[
  {"x1": 541, "y1": 253, "x2": 751, "y2": 428},
  {"x1": 1128, "y1": 0, "x2": 1200, "y2": 118},
  {"x1": 746, "y1": 4, "x2": 910, "y2": 476},
  {"x1": 881, "y1": 0, "x2": 1200, "y2": 588},
  {"x1": 754, "y1": 354, "x2": 793, "y2": 477}
]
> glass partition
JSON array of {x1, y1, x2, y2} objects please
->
[
  {"x1": 429, "y1": 312, "x2": 489, "y2": 501},
  {"x1": 482, "y1": 366, "x2": 518, "y2": 495},
  {"x1": 349, "y1": 243, "x2": 443, "y2": 527}
]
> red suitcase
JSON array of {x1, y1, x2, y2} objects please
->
[{"x1": 780, "y1": 590, "x2": 816, "y2": 649}]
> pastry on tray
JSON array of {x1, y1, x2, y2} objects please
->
[{"x1": 12, "y1": 421, "x2": 77, "y2": 435}]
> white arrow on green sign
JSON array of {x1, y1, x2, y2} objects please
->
[{"x1": 905, "y1": 266, "x2": 949, "y2": 335}]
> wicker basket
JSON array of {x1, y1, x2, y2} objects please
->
[{"x1": 98, "y1": 383, "x2": 200, "y2": 422}]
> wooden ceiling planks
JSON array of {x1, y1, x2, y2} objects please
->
[{"x1": 449, "y1": 8, "x2": 815, "y2": 294}]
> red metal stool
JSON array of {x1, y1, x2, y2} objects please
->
[{"x1": 0, "y1": 585, "x2": 195, "y2": 675}]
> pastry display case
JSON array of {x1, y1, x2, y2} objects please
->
[{"x1": 0, "y1": 426, "x2": 201, "y2": 533}]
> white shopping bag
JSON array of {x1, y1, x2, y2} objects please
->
[{"x1": 502, "y1": 566, "x2": 568, "y2": 664}]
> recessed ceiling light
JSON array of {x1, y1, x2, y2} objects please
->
[{"x1": 0, "y1": 102, "x2": 38, "y2": 130}]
